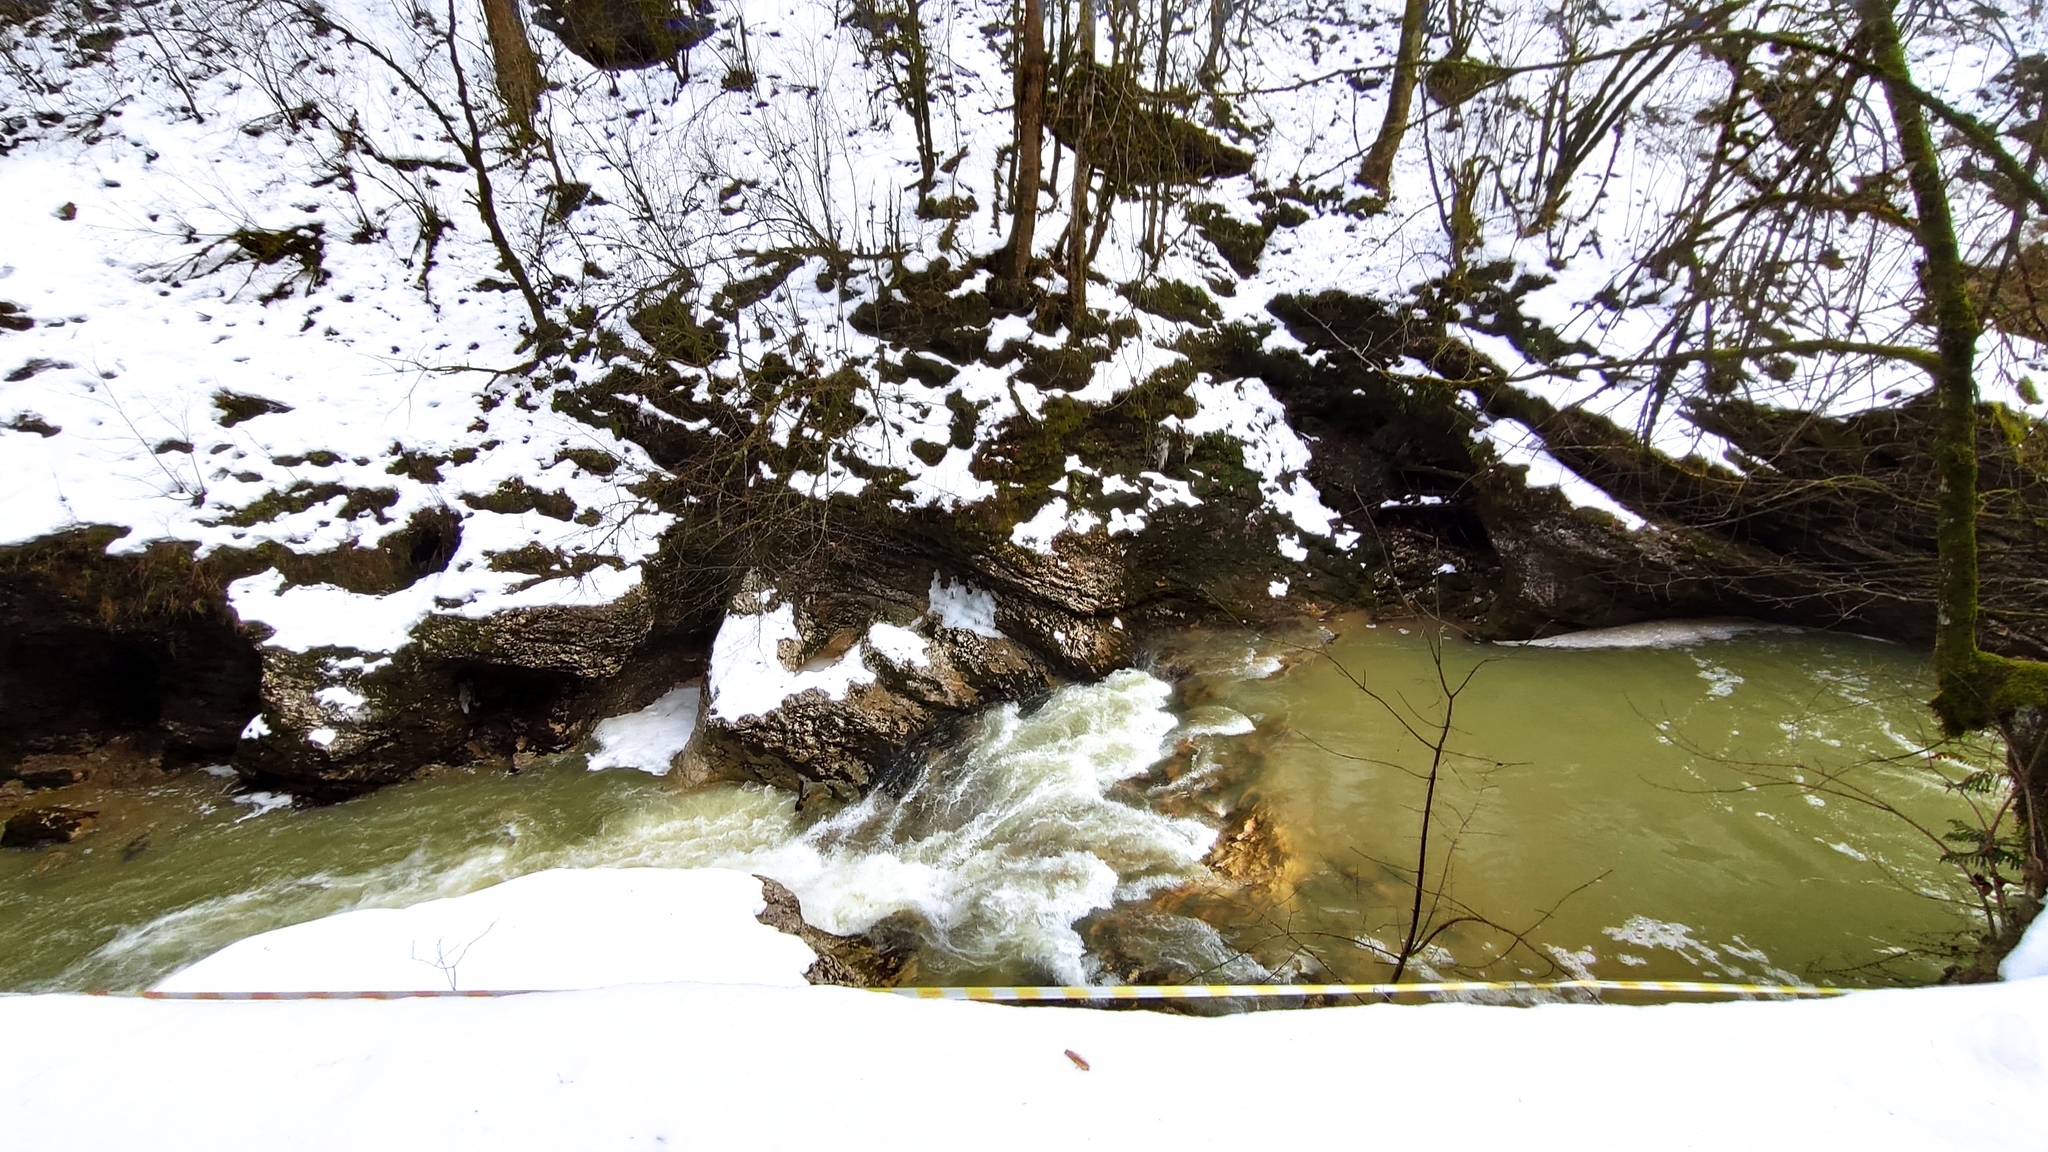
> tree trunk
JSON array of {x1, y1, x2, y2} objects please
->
[
  {"x1": 1358, "y1": 0, "x2": 1427, "y2": 193},
  {"x1": 1006, "y1": 0, "x2": 1047, "y2": 284},
  {"x1": 1861, "y1": 0, "x2": 2048, "y2": 914},
  {"x1": 480, "y1": 0, "x2": 544, "y2": 140},
  {"x1": 1201, "y1": 0, "x2": 1226, "y2": 82},
  {"x1": 904, "y1": 0, "x2": 937, "y2": 196},
  {"x1": 1068, "y1": 0, "x2": 1095, "y2": 327}
]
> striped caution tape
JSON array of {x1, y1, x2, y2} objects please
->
[
  {"x1": 83, "y1": 989, "x2": 543, "y2": 1000},
  {"x1": 873, "y1": 979, "x2": 1855, "y2": 1002},
  {"x1": 65, "y1": 979, "x2": 1854, "y2": 1002}
]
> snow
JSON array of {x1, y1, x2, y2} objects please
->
[
  {"x1": 1008, "y1": 497, "x2": 1104, "y2": 555},
  {"x1": 154, "y1": 868, "x2": 814, "y2": 993},
  {"x1": 1166, "y1": 375, "x2": 1347, "y2": 545},
  {"x1": 1513, "y1": 620, "x2": 1802, "y2": 650},
  {"x1": 707, "y1": 600, "x2": 875, "y2": 722},
  {"x1": 586, "y1": 687, "x2": 702, "y2": 775},
  {"x1": 0, "y1": 869, "x2": 2040, "y2": 1148},
  {"x1": 1, "y1": 0, "x2": 2035, "y2": 666},
  {"x1": 865, "y1": 622, "x2": 932, "y2": 669},
  {"x1": 2005, "y1": 914, "x2": 2048, "y2": 981},
  {"x1": 1479, "y1": 418, "x2": 1649, "y2": 531},
  {"x1": 927, "y1": 573, "x2": 1001, "y2": 637}
]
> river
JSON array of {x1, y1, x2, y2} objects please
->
[{"x1": 0, "y1": 617, "x2": 2001, "y2": 992}]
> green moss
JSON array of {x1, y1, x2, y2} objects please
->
[
  {"x1": 484, "y1": 542, "x2": 620, "y2": 589},
  {"x1": 1122, "y1": 278, "x2": 1222, "y2": 327},
  {"x1": 916, "y1": 195, "x2": 979, "y2": 221},
  {"x1": 386, "y1": 448, "x2": 449, "y2": 483},
  {"x1": 713, "y1": 255, "x2": 804, "y2": 313},
  {"x1": 462, "y1": 479, "x2": 577, "y2": 521},
  {"x1": 556, "y1": 447, "x2": 620, "y2": 476},
  {"x1": 1048, "y1": 62, "x2": 1256, "y2": 187},
  {"x1": 1014, "y1": 344, "x2": 1107, "y2": 392},
  {"x1": 628, "y1": 293, "x2": 729, "y2": 368},
  {"x1": 1423, "y1": 56, "x2": 1511, "y2": 106},
  {"x1": 212, "y1": 390, "x2": 294, "y2": 428},
  {"x1": 1187, "y1": 204, "x2": 1269, "y2": 278},
  {"x1": 847, "y1": 259, "x2": 992, "y2": 360},
  {"x1": 216, "y1": 482, "x2": 380, "y2": 527},
  {"x1": 0, "y1": 527, "x2": 255, "y2": 627},
  {"x1": 945, "y1": 392, "x2": 980, "y2": 448}
]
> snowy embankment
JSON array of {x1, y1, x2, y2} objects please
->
[{"x1": 5, "y1": 867, "x2": 2043, "y2": 1149}]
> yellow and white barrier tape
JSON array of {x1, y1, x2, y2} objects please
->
[
  {"x1": 70, "y1": 979, "x2": 1853, "y2": 1002},
  {"x1": 872, "y1": 979, "x2": 1854, "y2": 1002},
  {"x1": 84, "y1": 989, "x2": 539, "y2": 1000}
]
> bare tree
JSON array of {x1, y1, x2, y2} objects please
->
[
  {"x1": 479, "y1": 0, "x2": 544, "y2": 140},
  {"x1": 1006, "y1": 0, "x2": 1047, "y2": 285},
  {"x1": 1356, "y1": 0, "x2": 1426, "y2": 193}
]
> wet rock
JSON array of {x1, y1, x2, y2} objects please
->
[
  {"x1": 1202, "y1": 798, "x2": 1303, "y2": 896},
  {"x1": 11, "y1": 757, "x2": 89, "y2": 791},
  {"x1": 753, "y1": 876, "x2": 912, "y2": 987},
  {"x1": 232, "y1": 577, "x2": 666, "y2": 799},
  {"x1": 412, "y1": 587, "x2": 653, "y2": 679},
  {"x1": 694, "y1": 574, "x2": 1068, "y2": 801},
  {"x1": 3, "y1": 805, "x2": 98, "y2": 848}
]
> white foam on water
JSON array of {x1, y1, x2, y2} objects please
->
[{"x1": 719, "y1": 669, "x2": 1216, "y2": 984}]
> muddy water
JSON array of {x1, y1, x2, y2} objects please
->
[
  {"x1": 0, "y1": 618, "x2": 1999, "y2": 991},
  {"x1": 1152, "y1": 618, "x2": 1997, "y2": 988}
]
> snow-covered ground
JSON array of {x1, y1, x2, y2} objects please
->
[{"x1": 2, "y1": 866, "x2": 2043, "y2": 1150}]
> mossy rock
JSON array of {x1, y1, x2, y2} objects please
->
[
  {"x1": 532, "y1": 0, "x2": 714, "y2": 71},
  {"x1": 212, "y1": 390, "x2": 293, "y2": 428},
  {"x1": 215, "y1": 483, "x2": 398, "y2": 528},
  {"x1": 629, "y1": 293, "x2": 730, "y2": 368},
  {"x1": 1014, "y1": 344, "x2": 1107, "y2": 393},
  {"x1": 714, "y1": 255, "x2": 804, "y2": 313},
  {"x1": 1049, "y1": 63, "x2": 1255, "y2": 187},
  {"x1": 847, "y1": 260, "x2": 992, "y2": 359},
  {"x1": 462, "y1": 479, "x2": 578, "y2": 521},
  {"x1": 1122, "y1": 278, "x2": 1222, "y2": 327},
  {"x1": 1187, "y1": 204, "x2": 1269, "y2": 278},
  {"x1": 1424, "y1": 56, "x2": 1511, "y2": 107}
]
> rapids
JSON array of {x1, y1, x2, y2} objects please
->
[{"x1": 0, "y1": 617, "x2": 2004, "y2": 992}]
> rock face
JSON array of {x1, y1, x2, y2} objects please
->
[
  {"x1": 0, "y1": 529, "x2": 262, "y2": 773},
  {"x1": 1262, "y1": 287, "x2": 2048, "y2": 648},
  {"x1": 10, "y1": 276, "x2": 2027, "y2": 809},
  {"x1": 234, "y1": 588, "x2": 662, "y2": 800},
  {"x1": 691, "y1": 552, "x2": 1117, "y2": 803}
]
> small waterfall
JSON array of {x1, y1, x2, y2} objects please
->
[{"x1": 734, "y1": 669, "x2": 1220, "y2": 984}]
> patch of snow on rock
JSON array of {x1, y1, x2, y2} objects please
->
[
  {"x1": 708, "y1": 602, "x2": 874, "y2": 722},
  {"x1": 1479, "y1": 418, "x2": 1649, "y2": 531},
  {"x1": 865, "y1": 622, "x2": 932, "y2": 668},
  {"x1": 587, "y1": 687, "x2": 702, "y2": 775},
  {"x1": 1514, "y1": 619, "x2": 1801, "y2": 650}
]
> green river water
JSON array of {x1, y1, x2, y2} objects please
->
[{"x1": 0, "y1": 617, "x2": 2001, "y2": 992}]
